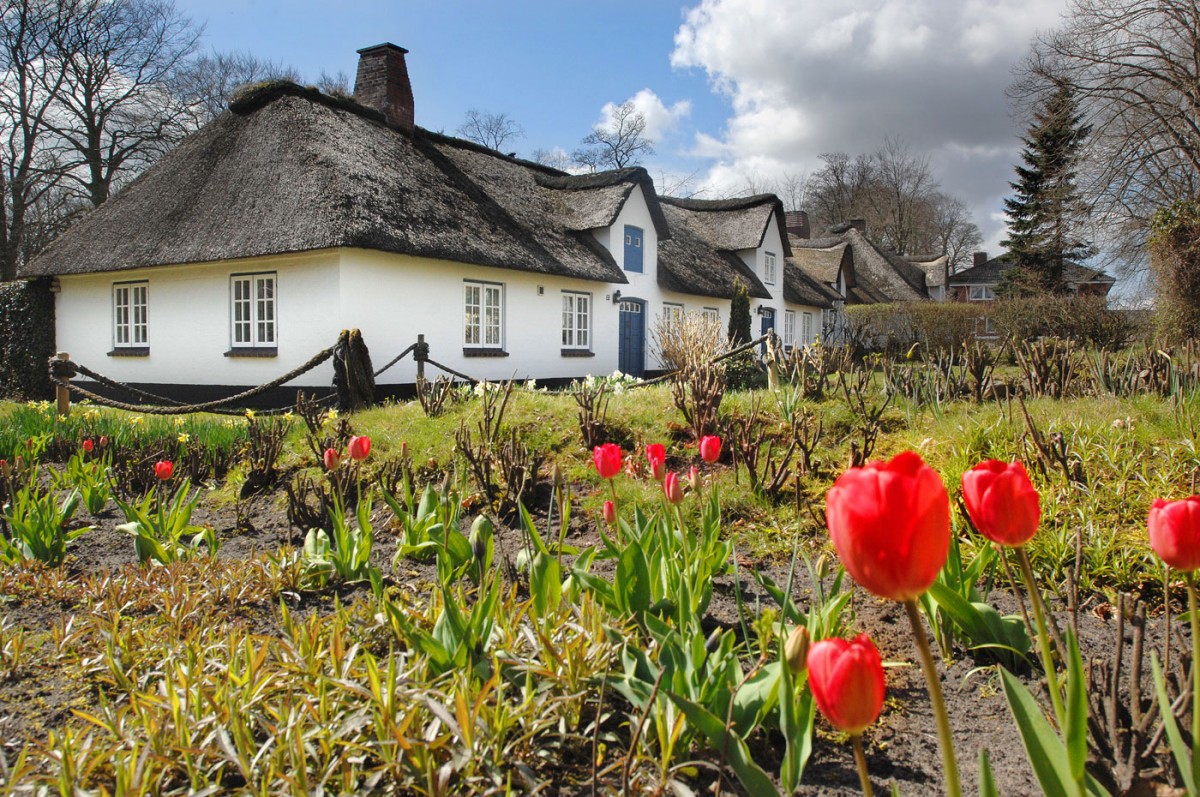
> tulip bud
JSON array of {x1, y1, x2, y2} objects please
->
[
  {"x1": 806, "y1": 634, "x2": 886, "y2": 735},
  {"x1": 400, "y1": 441, "x2": 409, "y2": 459},
  {"x1": 593, "y1": 443, "x2": 623, "y2": 480},
  {"x1": 153, "y1": 460, "x2": 174, "y2": 481},
  {"x1": 82, "y1": 438, "x2": 94, "y2": 453},
  {"x1": 689, "y1": 465, "x2": 701, "y2": 490},
  {"x1": 664, "y1": 472, "x2": 684, "y2": 505},
  {"x1": 99, "y1": 435, "x2": 108, "y2": 448},
  {"x1": 552, "y1": 463, "x2": 563, "y2": 489},
  {"x1": 705, "y1": 627, "x2": 724, "y2": 653},
  {"x1": 602, "y1": 499, "x2": 616, "y2": 525},
  {"x1": 348, "y1": 435, "x2": 371, "y2": 462},
  {"x1": 784, "y1": 626, "x2": 811, "y2": 674},
  {"x1": 699, "y1": 435, "x2": 722, "y2": 464},
  {"x1": 0, "y1": 459, "x2": 9, "y2": 478},
  {"x1": 961, "y1": 459, "x2": 1040, "y2": 547},
  {"x1": 323, "y1": 448, "x2": 341, "y2": 470},
  {"x1": 470, "y1": 515, "x2": 494, "y2": 571},
  {"x1": 646, "y1": 443, "x2": 667, "y2": 482}
]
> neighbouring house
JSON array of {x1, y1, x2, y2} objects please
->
[
  {"x1": 784, "y1": 214, "x2": 930, "y2": 322},
  {"x1": 947, "y1": 251, "x2": 1116, "y2": 303},
  {"x1": 19, "y1": 43, "x2": 834, "y2": 404},
  {"x1": 907, "y1": 254, "x2": 949, "y2": 301}
]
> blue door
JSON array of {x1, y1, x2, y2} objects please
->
[
  {"x1": 619, "y1": 299, "x2": 645, "y2": 377},
  {"x1": 760, "y1": 308, "x2": 775, "y2": 354}
]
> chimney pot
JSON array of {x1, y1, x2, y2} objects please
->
[
  {"x1": 354, "y1": 42, "x2": 414, "y2": 133},
  {"x1": 973, "y1": 251, "x2": 988, "y2": 268},
  {"x1": 849, "y1": 218, "x2": 866, "y2": 234},
  {"x1": 785, "y1": 210, "x2": 810, "y2": 239}
]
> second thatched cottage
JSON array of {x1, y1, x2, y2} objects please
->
[{"x1": 21, "y1": 44, "x2": 835, "y2": 402}]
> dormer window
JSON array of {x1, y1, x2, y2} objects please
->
[
  {"x1": 624, "y1": 225, "x2": 644, "y2": 273},
  {"x1": 764, "y1": 252, "x2": 776, "y2": 285}
]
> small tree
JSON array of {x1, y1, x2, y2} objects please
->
[
  {"x1": 457, "y1": 109, "x2": 524, "y2": 151},
  {"x1": 728, "y1": 281, "x2": 751, "y2": 346},
  {"x1": 571, "y1": 101, "x2": 654, "y2": 171},
  {"x1": 1150, "y1": 199, "x2": 1200, "y2": 341},
  {"x1": 1002, "y1": 81, "x2": 1092, "y2": 293}
]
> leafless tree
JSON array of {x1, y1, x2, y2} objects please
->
[
  {"x1": 0, "y1": 0, "x2": 74, "y2": 279},
  {"x1": 315, "y1": 69, "x2": 350, "y2": 97},
  {"x1": 867, "y1": 138, "x2": 938, "y2": 256},
  {"x1": 572, "y1": 100, "x2": 654, "y2": 171},
  {"x1": 926, "y1": 193, "x2": 984, "y2": 273},
  {"x1": 530, "y1": 146, "x2": 572, "y2": 171},
  {"x1": 173, "y1": 49, "x2": 298, "y2": 125},
  {"x1": 1017, "y1": 0, "x2": 1200, "y2": 271},
  {"x1": 457, "y1": 109, "x2": 524, "y2": 151},
  {"x1": 45, "y1": 0, "x2": 201, "y2": 208},
  {"x1": 805, "y1": 151, "x2": 876, "y2": 234}
]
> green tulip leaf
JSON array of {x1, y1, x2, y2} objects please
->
[
  {"x1": 1152, "y1": 651, "x2": 1198, "y2": 796},
  {"x1": 663, "y1": 691, "x2": 780, "y2": 797}
]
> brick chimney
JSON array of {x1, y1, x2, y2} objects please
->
[
  {"x1": 354, "y1": 43, "x2": 414, "y2": 133},
  {"x1": 848, "y1": 218, "x2": 866, "y2": 234},
  {"x1": 784, "y1": 210, "x2": 810, "y2": 239},
  {"x1": 973, "y1": 251, "x2": 988, "y2": 268}
]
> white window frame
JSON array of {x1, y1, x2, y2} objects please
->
[
  {"x1": 968, "y1": 285, "x2": 996, "y2": 301},
  {"x1": 113, "y1": 281, "x2": 148, "y2": 349},
  {"x1": 701, "y1": 306, "x2": 720, "y2": 325},
  {"x1": 662, "y1": 302, "x2": 684, "y2": 325},
  {"x1": 783, "y1": 310, "x2": 796, "y2": 347},
  {"x1": 802, "y1": 311, "x2": 814, "y2": 345},
  {"x1": 230, "y1": 273, "x2": 277, "y2": 349},
  {"x1": 464, "y1": 280, "x2": 504, "y2": 349},
  {"x1": 764, "y1": 252, "x2": 777, "y2": 285},
  {"x1": 561, "y1": 291, "x2": 591, "y2": 350}
]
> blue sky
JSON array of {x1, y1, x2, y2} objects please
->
[{"x1": 176, "y1": 0, "x2": 1082, "y2": 274}]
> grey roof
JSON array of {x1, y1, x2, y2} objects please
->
[
  {"x1": 659, "y1": 195, "x2": 792, "y2": 256},
  {"x1": 656, "y1": 202, "x2": 771, "y2": 300},
  {"x1": 783, "y1": 260, "x2": 839, "y2": 308},
  {"x1": 22, "y1": 82, "x2": 633, "y2": 284},
  {"x1": 909, "y1": 255, "x2": 948, "y2": 289},
  {"x1": 948, "y1": 255, "x2": 1115, "y2": 287}
]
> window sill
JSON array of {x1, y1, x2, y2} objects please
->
[
  {"x1": 463, "y1": 348, "x2": 509, "y2": 358},
  {"x1": 108, "y1": 348, "x2": 149, "y2": 357},
  {"x1": 225, "y1": 347, "x2": 278, "y2": 358},
  {"x1": 561, "y1": 349, "x2": 595, "y2": 357}
]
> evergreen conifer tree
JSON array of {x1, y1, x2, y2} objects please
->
[
  {"x1": 728, "y1": 281, "x2": 751, "y2": 346},
  {"x1": 1001, "y1": 82, "x2": 1092, "y2": 294}
]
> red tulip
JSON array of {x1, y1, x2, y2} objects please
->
[
  {"x1": 154, "y1": 460, "x2": 173, "y2": 481},
  {"x1": 826, "y1": 451, "x2": 950, "y2": 602},
  {"x1": 646, "y1": 443, "x2": 666, "y2": 481},
  {"x1": 602, "y1": 499, "x2": 616, "y2": 525},
  {"x1": 323, "y1": 448, "x2": 341, "y2": 471},
  {"x1": 664, "y1": 471, "x2": 684, "y2": 505},
  {"x1": 807, "y1": 633, "x2": 886, "y2": 735},
  {"x1": 82, "y1": 438, "x2": 94, "y2": 453},
  {"x1": 961, "y1": 460, "x2": 1040, "y2": 547},
  {"x1": 593, "y1": 443, "x2": 622, "y2": 480},
  {"x1": 699, "y1": 435, "x2": 721, "y2": 464},
  {"x1": 1149, "y1": 497, "x2": 1200, "y2": 572},
  {"x1": 348, "y1": 435, "x2": 371, "y2": 461}
]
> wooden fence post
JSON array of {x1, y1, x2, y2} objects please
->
[
  {"x1": 55, "y1": 351, "x2": 70, "y2": 417},
  {"x1": 416, "y1": 334, "x2": 425, "y2": 382}
]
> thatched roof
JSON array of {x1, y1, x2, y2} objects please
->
[
  {"x1": 22, "y1": 82, "x2": 639, "y2": 285},
  {"x1": 908, "y1": 255, "x2": 948, "y2": 289},
  {"x1": 783, "y1": 261, "x2": 839, "y2": 308},
  {"x1": 659, "y1": 195, "x2": 791, "y2": 255},
  {"x1": 949, "y1": 254, "x2": 1115, "y2": 287},
  {"x1": 656, "y1": 202, "x2": 771, "y2": 299},
  {"x1": 789, "y1": 238, "x2": 848, "y2": 285},
  {"x1": 788, "y1": 229, "x2": 928, "y2": 303}
]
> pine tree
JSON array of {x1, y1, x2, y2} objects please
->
[
  {"x1": 1001, "y1": 82, "x2": 1092, "y2": 294},
  {"x1": 728, "y1": 281, "x2": 751, "y2": 346}
]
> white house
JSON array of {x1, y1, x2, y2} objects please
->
[{"x1": 21, "y1": 43, "x2": 836, "y2": 404}]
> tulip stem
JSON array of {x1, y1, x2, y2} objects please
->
[
  {"x1": 904, "y1": 599, "x2": 961, "y2": 797},
  {"x1": 1188, "y1": 573, "x2": 1200, "y2": 787},
  {"x1": 1016, "y1": 546, "x2": 1066, "y2": 729},
  {"x1": 852, "y1": 734, "x2": 875, "y2": 797}
]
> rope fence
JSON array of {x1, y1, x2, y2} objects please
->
[{"x1": 47, "y1": 328, "x2": 778, "y2": 416}]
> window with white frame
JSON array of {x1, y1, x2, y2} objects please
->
[
  {"x1": 561, "y1": 291, "x2": 591, "y2": 350},
  {"x1": 230, "y1": 273, "x2": 276, "y2": 349},
  {"x1": 464, "y1": 281, "x2": 504, "y2": 349},
  {"x1": 968, "y1": 285, "x2": 997, "y2": 301},
  {"x1": 764, "y1": 252, "x2": 777, "y2": 284},
  {"x1": 662, "y1": 302, "x2": 684, "y2": 325},
  {"x1": 802, "y1": 311, "x2": 814, "y2": 345},
  {"x1": 702, "y1": 306, "x2": 720, "y2": 325},
  {"x1": 783, "y1": 310, "x2": 796, "y2": 346},
  {"x1": 113, "y1": 281, "x2": 148, "y2": 349}
]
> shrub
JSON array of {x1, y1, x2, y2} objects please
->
[
  {"x1": 1149, "y1": 199, "x2": 1200, "y2": 342},
  {"x1": 844, "y1": 302, "x2": 980, "y2": 357},
  {"x1": 0, "y1": 279, "x2": 54, "y2": 400},
  {"x1": 728, "y1": 280, "x2": 752, "y2": 346}
]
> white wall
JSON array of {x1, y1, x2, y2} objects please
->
[
  {"x1": 56, "y1": 251, "x2": 341, "y2": 387},
  {"x1": 340, "y1": 249, "x2": 620, "y2": 385}
]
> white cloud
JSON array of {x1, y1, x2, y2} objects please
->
[{"x1": 671, "y1": 0, "x2": 1070, "y2": 245}]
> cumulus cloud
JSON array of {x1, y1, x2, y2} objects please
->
[
  {"x1": 671, "y1": 0, "x2": 1069, "y2": 249},
  {"x1": 595, "y1": 88, "x2": 691, "y2": 144}
]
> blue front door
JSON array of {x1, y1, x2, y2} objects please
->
[
  {"x1": 619, "y1": 299, "x2": 645, "y2": 377},
  {"x1": 760, "y1": 309, "x2": 775, "y2": 354}
]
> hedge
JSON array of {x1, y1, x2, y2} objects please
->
[
  {"x1": 0, "y1": 279, "x2": 55, "y2": 399},
  {"x1": 844, "y1": 296, "x2": 1132, "y2": 356}
]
